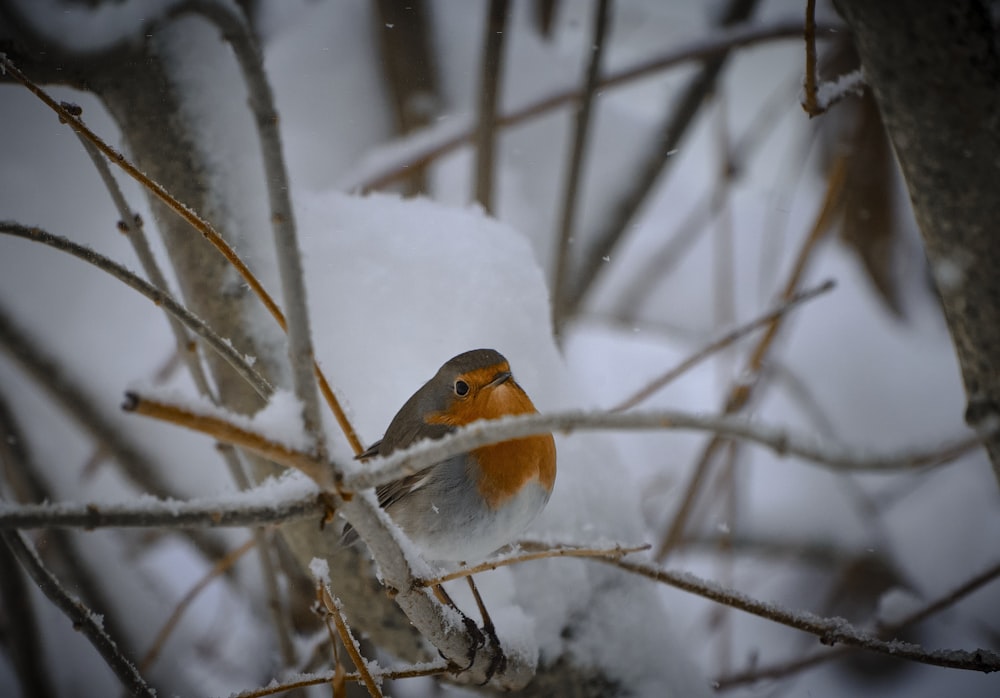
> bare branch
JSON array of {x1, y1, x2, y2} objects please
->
[{"x1": 0, "y1": 530, "x2": 157, "y2": 697}]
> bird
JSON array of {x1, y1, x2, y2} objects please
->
[{"x1": 345, "y1": 348, "x2": 556, "y2": 563}]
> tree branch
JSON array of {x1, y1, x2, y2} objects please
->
[{"x1": 0, "y1": 529, "x2": 157, "y2": 697}]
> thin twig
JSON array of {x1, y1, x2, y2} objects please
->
[
  {"x1": 604, "y1": 556, "x2": 1000, "y2": 674},
  {"x1": 316, "y1": 581, "x2": 384, "y2": 697},
  {"x1": 654, "y1": 154, "x2": 848, "y2": 561},
  {"x1": 139, "y1": 537, "x2": 257, "y2": 672},
  {"x1": 474, "y1": 0, "x2": 510, "y2": 213},
  {"x1": 0, "y1": 222, "x2": 273, "y2": 400},
  {"x1": 360, "y1": 19, "x2": 837, "y2": 192},
  {"x1": 0, "y1": 530, "x2": 157, "y2": 697},
  {"x1": 610, "y1": 280, "x2": 835, "y2": 411},
  {"x1": 552, "y1": 0, "x2": 612, "y2": 336},
  {"x1": 419, "y1": 542, "x2": 649, "y2": 586}
]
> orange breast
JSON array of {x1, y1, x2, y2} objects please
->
[{"x1": 427, "y1": 373, "x2": 557, "y2": 509}]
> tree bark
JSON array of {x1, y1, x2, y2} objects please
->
[{"x1": 834, "y1": 0, "x2": 1000, "y2": 486}]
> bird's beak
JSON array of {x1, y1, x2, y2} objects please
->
[{"x1": 488, "y1": 370, "x2": 512, "y2": 388}]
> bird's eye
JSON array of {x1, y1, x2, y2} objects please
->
[{"x1": 454, "y1": 379, "x2": 470, "y2": 396}]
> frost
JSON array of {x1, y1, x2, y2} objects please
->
[
  {"x1": 309, "y1": 558, "x2": 331, "y2": 585},
  {"x1": 816, "y1": 68, "x2": 866, "y2": 110}
]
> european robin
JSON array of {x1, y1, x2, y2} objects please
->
[{"x1": 347, "y1": 348, "x2": 556, "y2": 562}]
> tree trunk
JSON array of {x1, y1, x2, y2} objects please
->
[{"x1": 834, "y1": 0, "x2": 1000, "y2": 486}]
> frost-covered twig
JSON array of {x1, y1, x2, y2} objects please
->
[
  {"x1": 611, "y1": 280, "x2": 835, "y2": 411},
  {"x1": 124, "y1": 390, "x2": 986, "y2": 495},
  {"x1": 347, "y1": 408, "x2": 985, "y2": 494},
  {"x1": 0, "y1": 529, "x2": 157, "y2": 697},
  {"x1": 314, "y1": 568, "x2": 383, "y2": 697},
  {"x1": 0, "y1": 222, "x2": 273, "y2": 400},
  {"x1": 359, "y1": 18, "x2": 836, "y2": 192},
  {"x1": 473, "y1": 0, "x2": 509, "y2": 213},
  {"x1": 606, "y1": 557, "x2": 1000, "y2": 674},
  {"x1": 552, "y1": 0, "x2": 612, "y2": 336},
  {"x1": 419, "y1": 542, "x2": 648, "y2": 586},
  {"x1": 0, "y1": 490, "x2": 323, "y2": 530}
]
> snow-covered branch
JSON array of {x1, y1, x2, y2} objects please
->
[
  {"x1": 0, "y1": 487, "x2": 322, "y2": 530},
  {"x1": 348, "y1": 408, "x2": 986, "y2": 493}
]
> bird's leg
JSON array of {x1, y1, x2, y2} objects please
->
[
  {"x1": 466, "y1": 574, "x2": 507, "y2": 682},
  {"x1": 431, "y1": 582, "x2": 484, "y2": 672}
]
